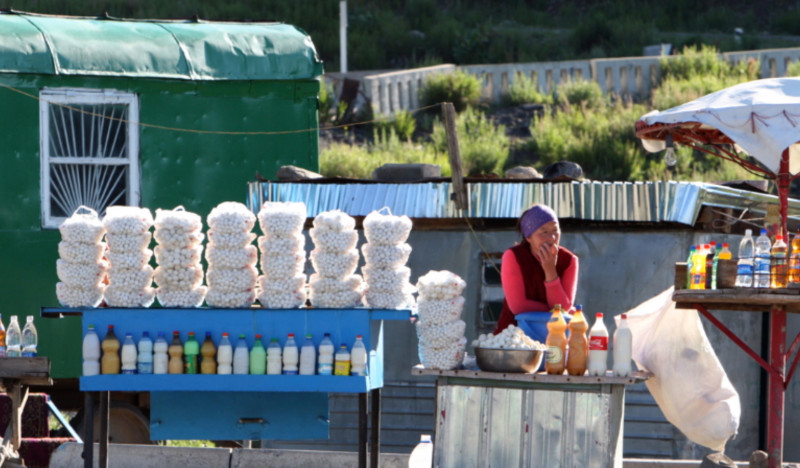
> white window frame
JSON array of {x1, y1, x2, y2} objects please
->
[{"x1": 40, "y1": 87, "x2": 140, "y2": 228}]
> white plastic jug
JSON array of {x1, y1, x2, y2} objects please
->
[
  {"x1": 318, "y1": 333, "x2": 334, "y2": 375},
  {"x1": 233, "y1": 335, "x2": 249, "y2": 375},
  {"x1": 350, "y1": 335, "x2": 367, "y2": 376},
  {"x1": 612, "y1": 314, "x2": 632, "y2": 377},
  {"x1": 587, "y1": 312, "x2": 608, "y2": 376},
  {"x1": 217, "y1": 333, "x2": 233, "y2": 375},
  {"x1": 299, "y1": 334, "x2": 316, "y2": 375},
  {"x1": 267, "y1": 338, "x2": 282, "y2": 375},
  {"x1": 137, "y1": 332, "x2": 154, "y2": 375},
  {"x1": 408, "y1": 434, "x2": 433, "y2": 468},
  {"x1": 283, "y1": 333, "x2": 299, "y2": 375},
  {"x1": 82, "y1": 325, "x2": 101, "y2": 376},
  {"x1": 121, "y1": 334, "x2": 138, "y2": 374},
  {"x1": 153, "y1": 332, "x2": 169, "y2": 375}
]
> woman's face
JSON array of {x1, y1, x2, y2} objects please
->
[{"x1": 526, "y1": 220, "x2": 560, "y2": 254}]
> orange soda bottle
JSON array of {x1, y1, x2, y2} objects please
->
[
  {"x1": 200, "y1": 332, "x2": 217, "y2": 375},
  {"x1": 168, "y1": 331, "x2": 184, "y2": 374},
  {"x1": 790, "y1": 231, "x2": 800, "y2": 284},
  {"x1": 545, "y1": 304, "x2": 567, "y2": 375},
  {"x1": 771, "y1": 234, "x2": 788, "y2": 288},
  {"x1": 101, "y1": 325, "x2": 120, "y2": 374},
  {"x1": 566, "y1": 306, "x2": 588, "y2": 376}
]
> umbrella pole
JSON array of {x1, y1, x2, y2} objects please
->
[{"x1": 779, "y1": 149, "x2": 790, "y2": 240}]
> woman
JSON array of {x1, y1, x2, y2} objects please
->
[{"x1": 494, "y1": 203, "x2": 579, "y2": 335}]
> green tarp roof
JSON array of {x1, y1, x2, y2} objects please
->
[{"x1": 0, "y1": 12, "x2": 323, "y2": 80}]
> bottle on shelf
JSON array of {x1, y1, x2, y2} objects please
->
[
  {"x1": 153, "y1": 332, "x2": 168, "y2": 375},
  {"x1": 233, "y1": 334, "x2": 249, "y2": 375},
  {"x1": 283, "y1": 333, "x2": 299, "y2": 375},
  {"x1": 690, "y1": 245, "x2": 705, "y2": 289},
  {"x1": 334, "y1": 344, "x2": 351, "y2": 376},
  {"x1": 200, "y1": 332, "x2": 217, "y2": 375},
  {"x1": 121, "y1": 333, "x2": 137, "y2": 375},
  {"x1": 705, "y1": 241, "x2": 716, "y2": 290},
  {"x1": 101, "y1": 325, "x2": 120, "y2": 375},
  {"x1": 685, "y1": 245, "x2": 696, "y2": 289},
  {"x1": 217, "y1": 333, "x2": 233, "y2": 375},
  {"x1": 350, "y1": 335, "x2": 367, "y2": 376},
  {"x1": 168, "y1": 331, "x2": 183, "y2": 374},
  {"x1": 719, "y1": 243, "x2": 732, "y2": 260},
  {"x1": 566, "y1": 306, "x2": 588, "y2": 376},
  {"x1": 0, "y1": 314, "x2": 6, "y2": 358},
  {"x1": 587, "y1": 313, "x2": 608, "y2": 376},
  {"x1": 612, "y1": 314, "x2": 633, "y2": 377},
  {"x1": 249, "y1": 334, "x2": 266, "y2": 375},
  {"x1": 184, "y1": 332, "x2": 200, "y2": 374},
  {"x1": 545, "y1": 304, "x2": 567, "y2": 375},
  {"x1": 771, "y1": 234, "x2": 788, "y2": 288},
  {"x1": 318, "y1": 333, "x2": 334, "y2": 376},
  {"x1": 735, "y1": 229, "x2": 755, "y2": 288},
  {"x1": 82, "y1": 325, "x2": 101, "y2": 376},
  {"x1": 137, "y1": 332, "x2": 153, "y2": 375},
  {"x1": 267, "y1": 338, "x2": 282, "y2": 375},
  {"x1": 21, "y1": 316, "x2": 38, "y2": 357},
  {"x1": 754, "y1": 229, "x2": 772, "y2": 288},
  {"x1": 408, "y1": 434, "x2": 433, "y2": 468},
  {"x1": 791, "y1": 230, "x2": 800, "y2": 285},
  {"x1": 299, "y1": 334, "x2": 316, "y2": 375},
  {"x1": 6, "y1": 316, "x2": 21, "y2": 358}
]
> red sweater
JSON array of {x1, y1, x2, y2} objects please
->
[{"x1": 493, "y1": 241, "x2": 578, "y2": 334}]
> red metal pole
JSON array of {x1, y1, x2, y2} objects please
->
[{"x1": 767, "y1": 306, "x2": 786, "y2": 468}]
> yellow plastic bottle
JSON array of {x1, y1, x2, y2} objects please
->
[
  {"x1": 771, "y1": 234, "x2": 788, "y2": 288},
  {"x1": 566, "y1": 307, "x2": 588, "y2": 376},
  {"x1": 200, "y1": 332, "x2": 217, "y2": 375},
  {"x1": 100, "y1": 325, "x2": 120, "y2": 375},
  {"x1": 790, "y1": 232, "x2": 800, "y2": 285},
  {"x1": 168, "y1": 331, "x2": 184, "y2": 374},
  {"x1": 545, "y1": 304, "x2": 567, "y2": 375}
]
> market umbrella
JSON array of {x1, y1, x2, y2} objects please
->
[{"x1": 635, "y1": 77, "x2": 800, "y2": 238}]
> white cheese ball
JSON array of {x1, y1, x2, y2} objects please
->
[
  {"x1": 154, "y1": 228, "x2": 205, "y2": 249},
  {"x1": 416, "y1": 320, "x2": 466, "y2": 348},
  {"x1": 309, "y1": 249, "x2": 360, "y2": 279},
  {"x1": 416, "y1": 296, "x2": 465, "y2": 326},
  {"x1": 154, "y1": 245, "x2": 204, "y2": 269},
  {"x1": 308, "y1": 273, "x2": 363, "y2": 293},
  {"x1": 154, "y1": 206, "x2": 203, "y2": 233},
  {"x1": 58, "y1": 240, "x2": 107, "y2": 264},
  {"x1": 258, "y1": 234, "x2": 306, "y2": 256},
  {"x1": 361, "y1": 243, "x2": 412, "y2": 269},
  {"x1": 257, "y1": 288, "x2": 308, "y2": 309},
  {"x1": 474, "y1": 325, "x2": 544, "y2": 350},
  {"x1": 365, "y1": 290, "x2": 415, "y2": 309},
  {"x1": 105, "y1": 232, "x2": 153, "y2": 252},
  {"x1": 106, "y1": 249, "x2": 153, "y2": 270},
  {"x1": 416, "y1": 270, "x2": 466, "y2": 300},
  {"x1": 308, "y1": 289, "x2": 365, "y2": 308},
  {"x1": 56, "y1": 259, "x2": 108, "y2": 288},
  {"x1": 104, "y1": 285, "x2": 156, "y2": 308},
  {"x1": 257, "y1": 201, "x2": 307, "y2": 236},
  {"x1": 156, "y1": 285, "x2": 207, "y2": 308},
  {"x1": 363, "y1": 210, "x2": 412, "y2": 246},
  {"x1": 207, "y1": 231, "x2": 256, "y2": 249},
  {"x1": 153, "y1": 265, "x2": 205, "y2": 290},
  {"x1": 204, "y1": 289, "x2": 255, "y2": 308},
  {"x1": 58, "y1": 208, "x2": 105, "y2": 244},
  {"x1": 206, "y1": 245, "x2": 258, "y2": 269},
  {"x1": 418, "y1": 337, "x2": 467, "y2": 370},
  {"x1": 309, "y1": 228, "x2": 358, "y2": 253},
  {"x1": 206, "y1": 265, "x2": 258, "y2": 293},
  {"x1": 106, "y1": 265, "x2": 155, "y2": 290},
  {"x1": 260, "y1": 253, "x2": 306, "y2": 278},
  {"x1": 207, "y1": 201, "x2": 256, "y2": 233},
  {"x1": 258, "y1": 274, "x2": 307, "y2": 294},
  {"x1": 312, "y1": 210, "x2": 356, "y2": 232},
  {"x1": 56, "y1": 282, "x2": 105, "y2": 308},
  {"x1": 363, "y1": 266, "x2": 410, "y2": 286},
  {"x1": 102, "y1": 206, "x2": 153, "y2": 235}
]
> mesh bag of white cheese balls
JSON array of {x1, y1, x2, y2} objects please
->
[
  {"x1": 105, "y1": 232, "x2": 153, "y2": 252},
  {"x1": 309, "y1": 228, "x2": 358, "y2": 253},
  {"x1": 416, "y1": 296, "x2": 465, "y2": 326},
  {"x1": 308, "y1": 273, "x2": 363, "y2": 294},
  {"x1": 58, "y1": 240, "x2": 107, "y2": 264},
  {"x1": 104, "y1": 285, "x2": 156, "y2": 308},
  {"x1": 257, "y1": 201, "x2": 307, "y2": 236},
  {"x1": 154, "y1": 206, "x2": 203, "y2": 233},
  {"x1": 415, "y1": 270, "x2": 466, "y2": 300},
  {"x1": 312, "y1": 210, "x2": 356, "y2": 232},
  {"x1": 56, "y1": 282, "x2": 106, "y2": 308},
  {"x1": 154, "y1": 245, "x2": 204, "y2": 269},
  {"x1": 153, "y1": 229, "x2": 205, "y2": 249},
  {"x1": 363, "y1": 209, "x2": 412, "y2": 246},
  {"x1": 207, "y1": 231, "x2": 256, "y2": 249},
  {"x1": 260, "y1": 253, "x2": 306, "y2": 278},
  {"x1": 361, "y1": 243, "x2": 411, "y2": 269},
  {"x1": 102, "y1": 206, "x2": 153, "y2": 235},
  {"x1": 205, "y1": 244, "x2": 257, "y2": 269},
  {"x1": 205, "y1": 289, "x2": 255, "y2": 308},
  {"x1": 473, "y1": 324, "x2": 545, "y2": 350},
  {"x1": 416, "y1": 319, "x2": 466, "y2": 348},
  {"x1": 257, "y1": 234, "x2": 305, "y2": 256},
  {"x1": 365, "y1": 289, "x2": 415, "y2": 309},
  {"x1": 106, "y1": 265, "x2": 155, "y2": 290},
  {"x1": 257, "y1": 286, "x2": 308, "y2": 309},
  {"x1": 362, "y1": 266, "x2": 411, "y2": 291},
  {"x1": 59, "y1": 206, "x2": 106, "y2": 244},
  {"x1": 309, "y1": 249, "x2": 359, "y2": 279},
  {"x1": 56, "y1": 259, "x2": 108, "y2": 288},
  {"x1": 157, "y1": 285, "x2": 207, "y2": 308},
  {"x1": 105, "y1": 249, "x2": 153, "y2": 270},
  {"x1": 309, "y1": 288, "x2": 364, "y2": 308},
  {"x1": 258, "y1": 274, "x2": 307, "y2": 296},
  {"x1": 418, "y1": 337, "x2": 467, "y2": 370},
  {"x1": 206, "y1": 265, "x2": 258, "y2": 293},
  {"x1": 207, "y1": 201, "x2": 256, "y2": 233},
  {"x1": 153, "y1": 265, "x2": 205, "y2": 290}
]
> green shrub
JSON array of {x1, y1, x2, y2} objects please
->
[
  {"x1": 555, "y1": 78, "x2": 605, "y2": 109},
  {"x1": 788, "y1": 60, "x2": 800, "y2": 76},
  {"x1": 318, "y1": 79, "x2": 335, "y2": 125},
  {"x1": 373, "y1": 110, "x2": 416, "y2": 142},
  {"x1": 420, "y1": 71, "x2": 482, "y2": 113},
  {"x1": 430, "y1": 107, "x2": 509, "y2": 176},
  {"x1": 504, "y1": 73, "x2": 552, "y2": 106}
]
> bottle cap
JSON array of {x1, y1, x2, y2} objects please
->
[
  {"x1": 596, "y1": 312, "x2": 604, "y2": 318},
  {"x1": 188, "y1": 332, "x2": 195, "y2": 337},
  {"x1": 239, "y1": 334, "x2": 246, "y2": 338},
  {"x1": 222, "y1": 332, "x2": 229, "y2": 336},
  {"x1": 710, "y1": 241, "x2": 716, "y2": 246},
  {"x1": 745, "y1": 229, "x2": 752, "y2": 235},
  {"x1": 173, "y1": 330, "x2": 180, "y2": 335},
  {"x1": 125, "y1": 333, "x2": 132, "y2": 337},
  {"x1": 255, "y1": 334, "x2": 262, "y2": 339},
  {"x1": 723, "y1": 243, "x2": 729, "y2": 248},
  {"x1": 306, "y1": 333, "x2": 312, "y2": 339},
  {"x1": 777, "y1": 234, "x2": 783, "y2": 241},
  {"x1": 704, "y1": 244, "x2": 709, "y2": 249},
  {"x1": 621, "y1": 314, "x2": 627, "y2": 319},
  {"x1": 690, "y1": 245, "x2": 695, "y2": 250},
  {"x1": 88, "y1": 324, "x2": 95, "y2": 329},
  {"x1": 356, "y1": 334, "x2": 363, "y2": 339},
  {"x1": 142, "y1": 331, "x2": 149, "y2": 337},
  {"x1": 288, "y1": 333, "x2": 295, "y2": 338},
  {"x1": 761, "y1": 228, "x2": 767, "y2": 234},
  {"x1": 205, "y1": 331, "x2": 212, "y2": 338},
  {"x1": 271, "y1": 338, "x2": 279, "y2": 342},
  {"x1": 108, "y1": 325, "x2": 114, "y2": 330},
  {"x1": 576, "y1": 305, "x2": 582, "y2": 311}
]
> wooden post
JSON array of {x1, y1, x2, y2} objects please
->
[
  {"x1": 369, "y1": 388, "x2": 381, "y2": 468},
  {"x1": 442, "y1": 102, "x2": 469, "y2": 211},
  {"x1": 83, "y1": 392, "x2": 94, "y2": 468},
  {"x1": 99, "y1": 391, "x2": 109, "y2": 468},
  {"x1": 358, "y1": 393, "x2": 367, "y2": 468}
]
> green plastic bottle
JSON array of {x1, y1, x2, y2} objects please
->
[
  {"x1": 249, "y1": 334, "x2": 266, "y2": 375},
  {"x1": 183, "y1": 332, "x2": 200, "y2": 374}
]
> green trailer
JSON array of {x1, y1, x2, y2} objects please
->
[{"x1": 0, "y1": 12, "x2": 323, "y2": 399}]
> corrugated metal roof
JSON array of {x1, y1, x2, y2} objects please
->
[
  {"x1": 246, "y1": 180, "x2": 800, "y2": 226},
  {"x1": 0, "y1": 12, "x2": 323, "y2": 80}
]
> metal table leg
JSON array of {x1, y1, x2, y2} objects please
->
[
  {"x1": 767, "y1": 307, "x2": 786, "y2": 468},
  {"x1": 99, "y1": 391, "x2": 109, "y2": 468},
  {"x1": 370, "y1": 388, "x2": 381, "y2": 468},
  {"x1": 83, "y1": 392, "x2": 94, "y2": 468},
  {"x1": 358, "y1": 393, "x2": 367, "y2": 468}
]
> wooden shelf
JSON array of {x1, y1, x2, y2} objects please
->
[
  {"x1": 412, "y1": 365, "x2": 650, "y2": 385},
  {"x1": 672, "y1": 288, "x2": 800, "y2": 313}
]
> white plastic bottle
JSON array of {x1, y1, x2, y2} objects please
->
[
  {"x1": 121, "y1": 333, "x2": 138, "y2": 374},
  {"x1": 612, "y1": 314, "x2": 633, "y2": 377},
  {"x1": 6, "y1": 316, "x2": 20, "y2": 358},
  {"x1": 587, "y1": 312, "x2": 608, "y2": 376},
  {"x1": 318, "y1": 333, "x2": 334, "y2": 375},
  {"x1": 153, "y1": 332, "x2": 169, "y2": 375},
  {"x1": 267, "y1": 338, "x2": 282, "y2": 375},
  {"x1": 21, "y1": 316, "x2": 38, "y2": 357},
  {"x1": 233, "y1": 334, "x2": 250, "y2": 375},
  {"x1": 299, "y1": 334, "x2": 316, "y2": 375},
  {"x1": 82, "y1": 325, "x2": 101, "y2": 376},
  {"x1": 217, "y1": 332, "x2": 233, "y2": 375},
  {"x1": 408, "y1": 434, "x2": 433, "y2": 468},
  {"x1": 754, "y1": 228, "x2": 772, "y2": 288},
  {"x1": 137, "y1": 332, "x2": 154, "y2": 374},
  {"x1": 350, "y1": 335, "x2": 367, "y2": 376},
  {"x1": 283, "y1": 333, "x2": 299, "y2": 375},
  {"x1": 334, "y1": 344, "x2": 351, "y2": 376},
  {"x1": 735, "y1": 229, "x2": 755, "y2": 287}
]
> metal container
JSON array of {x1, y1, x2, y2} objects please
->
[{"x1": 474, "y1": 347, "x2": 544, "y2": 373}]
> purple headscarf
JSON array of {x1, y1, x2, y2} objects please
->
[{"x1": 520, "y1": 204, "x2": 557, "y2": 239}]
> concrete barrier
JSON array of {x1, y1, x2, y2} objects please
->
[
  {"x1": 231, "y1": 448, "x2": 409, "y2": 467},
  {"x1": 49, "y1": 443, "x2": 231, "y2": 468}
]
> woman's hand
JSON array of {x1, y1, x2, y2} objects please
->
[{"x1": 535, "y1": 242, "x2": 559, "y2": 282}]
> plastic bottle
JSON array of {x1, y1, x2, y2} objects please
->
[
  {"x1": 5, "y1": 316, "x2": 21, "y2": 358},
  {"x1": 183, "y1": 332, "x2": 199, "y2": 374},
  {"x1": 200, "y1": 332, "x2": 217, "y2": 375},
  {"x1": 101, "y1": 325, "x2": 120, "y2": 374},
  {"x1": 791, "y1": 232, "x2": 800, "y2": 285},
  {"x1": 250, "y1": 334, "x2": 266, "y2": 375},
  {"x1": 350, "y1": 335, "x2": 368, "y2": 376},
  {"x1": 233, "y1": 334, "x2": 249, "y2": 375},
  {"x1": 334, "y1": 344, "x2": 351, "y2": 376},
  {"x1": 121, "y1": 333, "x2": 137, "y2": 374},
  {"x1": 771, "y1": 234, "x2": 788, "y2": 288},
  {"x1": 719, "y1": 243, "x2": 732, "y2": 260},
  {"x1": 587, "y1": 313, "x2": 608, "y2": 376},
  {"x1": 612, "y1": 314, "x2": 633, "y2": 377},
  {"x1": 705, "y1": 241, "x2": 716, "y2": 290},
  {"x1": 690, "y1": 245, "x2": 705, "y2": 289},
  {"x1": 685, "y1": 245, "x2": 695, "y2": 289},
  {"x1": 735, "y1": 229, "x2": 755, "y2": 288},
  {"x1": 21, "y1": 316, "x2": 38, "y2": 357},
  {"x1": 82, "y1": 325, "x2": 101, "y2": 376},
  {"x1": 137, "y1": 332, "x2": 153, "y2": 375},
  {"x1": 566, "y1": 307, "x2": 588, "y2": 376},
  {"x1": 299, "y1": 334, "x2": 316, "y2": 375},
  {"x1": 754, "y1": 229, "x2": 772, "y2": 288},
  {"x1": 283, "y1": 333, "x2": 299, "y2": 375},
  {"x1": 408, "y1": 434, "x2": 433, "y2": 468},
  {"x1": 544, "y1": 304, "x2": 567, "y2": 375},
  {"x1": 217, "y1": 333, "x2": 233, "y2": 375},
  {"x1": 267, "y1": 338, "x2": 282, "y2": 375},
  {"x1": 0, "y1": 314, "x2": 6, "y2": 358},
  {"x1": 168, "y1": 331, "x2": 183, "y2": 374},
  {"x1": 318, "y1": 333, "x2": 335, "y2": 375},
  {"x1": 153, "y1": 332, "x2": 168, "y2": 375}
]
